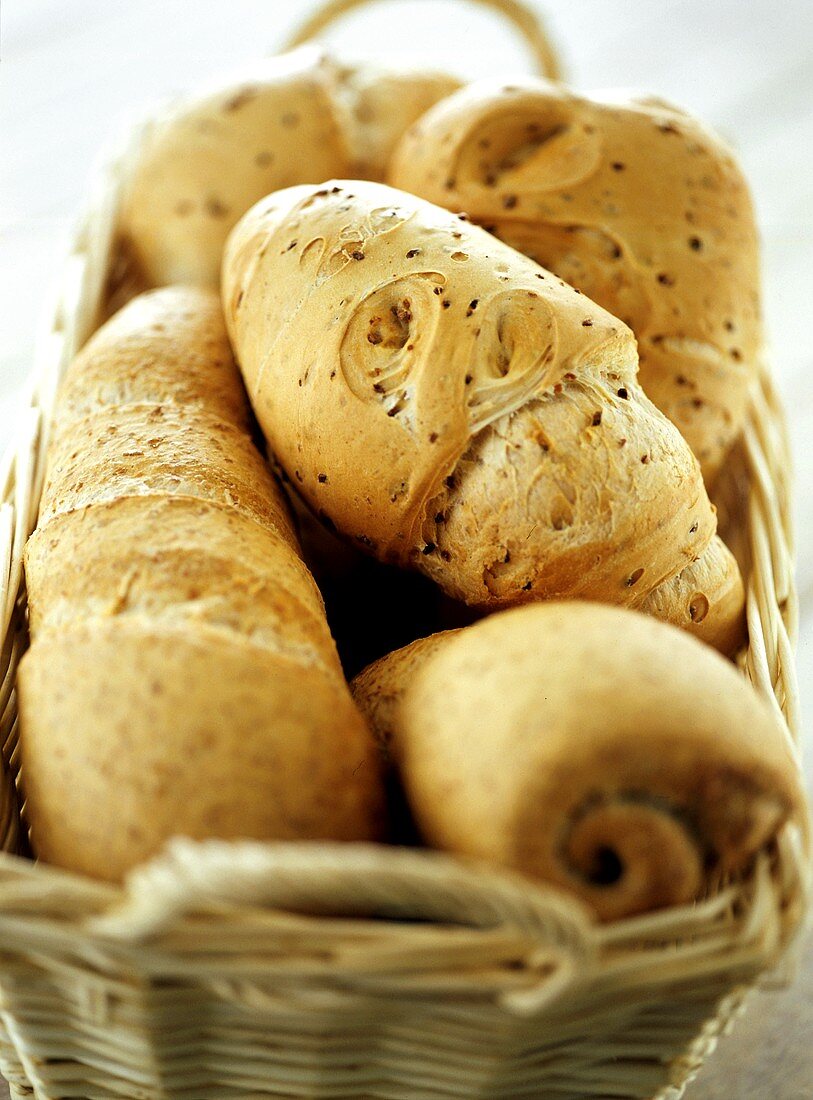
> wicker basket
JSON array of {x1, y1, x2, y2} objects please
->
[{"x1": 0, "y1": 2, "x2": 808, "y2": 1096}]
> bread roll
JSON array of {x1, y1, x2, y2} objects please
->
[
  {"x1": 640, "y1": 533, "x2": 745, "y2": 655},
  {"x1": 331, "y1": 62, "x2": 461, "y2": 180},
  {"x1": 389, "y1": 81, "x2": 762, "y2": 481},
  {"x1": 120, "y1": 48, "x2": 348, "y2": 288},
  {"x1": 119, "y1": 47, "x2": 459, "y2": 288},
  {"x1": 223, "y1": 180, "x2": 743, "y2": 646},
  {"x1": 19, "y1": 288, "x2": 383, "y2": 882},
  {"x1": 352, "y1": 603, "x2": 805, "y2": 921}
]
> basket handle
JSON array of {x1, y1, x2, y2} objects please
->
[{"x1": 282, "y1": 0, "x2": 563, "y2": 81}]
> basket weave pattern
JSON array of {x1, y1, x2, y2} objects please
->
[{"x1": 0, "y1": 110, "x2": 807, "y2": 1100}]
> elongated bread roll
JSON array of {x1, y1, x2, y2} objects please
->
[
  {"x1": 19, "y1": 288, "x2": 383, "y2": 882},
  {"x1": 352, "y1": 603, "x2": 805, "y2": 921},
  {"x1": 223, "y1": 180, "x2": 743, "y2": 646},
  {"x1": 119, "y1": 46, "x2": 459, "y2": 288},
  {"x1": 389, "y1": 81, "x2": 762, "y2": 481}
]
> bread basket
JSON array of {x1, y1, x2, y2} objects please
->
[{"x1": 0, "y1": 1, "x2": 808, "y2": 1096}]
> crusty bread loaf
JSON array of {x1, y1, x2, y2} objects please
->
[
  {"x1": 119, "y1": 47, "x2": 459, "y2": 288},
  {"x1": 352, "y1": 603, "x2": 805, "y2": 921},
  {"x1": 19, "y1": 287, "x2": 383, "y2": 882},
  {"x1": 389, "y1": 80, "x2": 762, "y2": 480},
  {"x1": 223, "y1": 180, "x2": 743, "y2": 647}
]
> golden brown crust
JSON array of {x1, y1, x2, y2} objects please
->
[
  {"x1": 223, "y1": 180, "x2": 730, "y2": 617},
  {"x1": 640, "y1": 534, "x2": 746, "y2": 655},
  {"x1": 22, "y1": 621, "x2": 378, "y2": 883},
  {"x1": 58, "y1": 287, "x2": 254, "y2": 428},
  {"x1": 389, "y1": 80, "x2": 762, "y2": 480},
  {"x1": 352, "y1": 603, "x2": 805, "y2": 921},
  {"x1": 25, "y1": 499, "x2": 333, "y2": 669},
  {"x1": 41, "y1": 403, "x2": 295, "y2": 540},
  {"x1": 118, "y1": 49, "x2": 460, "y2": 288},
  {"x1": 20, "y1": 287, "x2": 383, "y2": 880},
  {"x1": 120, "y1": 48, "x2": 351, "y2": 288},
  {"x1": 331, "y1": 63, "x2": 462, "y2": 180},
  {"x1": 351, "y1": 631, "x2": 453, "y2": 759},
  {"x1": 420, "y1": 378, "x2": 715, "y2": 609}
]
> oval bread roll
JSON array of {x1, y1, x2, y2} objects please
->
[
  {"x1": 389, "y1": 80, "x2": 762, "y2": 481},
  {"x1": 223, "y1": 180, "x2": 743, "y2": 648},
  {"x1": 119, "y1": 47, "x2": 460, "y2": 288},
  {"x1": 352, "y1": 603, "x2": 805, "y2": 921},
  {"x1": 19, "y1": 287, "x2": 383, "y2": 882}
]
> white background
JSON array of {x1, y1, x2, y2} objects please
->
[{"x1": 1, "y1": 2, "x2": 812, "y2": 1096}]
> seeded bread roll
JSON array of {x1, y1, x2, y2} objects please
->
[
  {"x1": 19, "y1": 288, "x2": 383, "y2": 882},
  {"x1": 119, "y1": 46, "x2": 459, "y2": 288},
  {"x1": 389, "y1": 80, "x2": 762, "y2": 480},
  {"x1": 223, "y1": 180, "x2": 743, "y2": 644},
  {"x1": 352, "y1": 603, "x2": 805, "y2": 921}
]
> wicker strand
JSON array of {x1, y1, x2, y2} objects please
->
[{"x1": 282, "y1": 0, "x2": 564, "y2": 80}]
